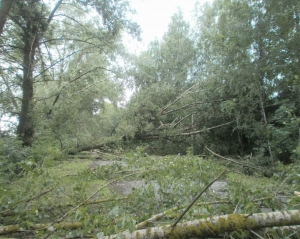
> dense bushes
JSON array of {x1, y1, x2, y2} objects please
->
[{"x1": 0, "y1": 136, "x2": 30, "y2": 178}]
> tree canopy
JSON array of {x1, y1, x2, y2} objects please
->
[{"x1": 1, "y1": 0, "x2": 300, "y2": 238}]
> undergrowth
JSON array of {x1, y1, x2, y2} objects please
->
[{"x1": 0, "y1": 147, "x2": 299, "y2": 238}]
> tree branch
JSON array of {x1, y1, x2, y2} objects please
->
[
  {"x1": 47, "y1": 0, "x2": 63, "y2": 24},
  {"x1": 162, "y1": 101, "x2": 221, "y2": 115},
  {"x1": 171, "y1": 170, "x2": 226, "y2": 228},
  {"x1": 136, "y1": 200, "x2": 230, "y2": 229},
  {"x1": 205, "y1": 146, "x2": 267, "y2": 171},
  {"x1": 161, "y1": 83, "x2": 199, "y2": 113},
  {"x1": 102, "y1": 210, "x2": 300, "y2": 239},
  {"x1": 178, "y1": 121, "x2": 234, "y2": 136}
]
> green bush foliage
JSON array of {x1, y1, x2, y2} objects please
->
[{"x1": 0, "y1": 137, "x2": 30, "y2": 178}]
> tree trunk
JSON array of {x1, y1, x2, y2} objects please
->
[
  {"x1": 16, "y1": 21, "x2": 39, "y2": 146},
  {"x1": 103, "y1": 210, "x2": 300, "y2": 239},
  {"x1": 15, "y1": 0, "x2": 63, "y2": 146},
  {"x1": 0, "y1": 210, "x2": 299, "y2": 237},
  {"x1": 0, "y1": 0, "x2": 14, "y2": 36}
]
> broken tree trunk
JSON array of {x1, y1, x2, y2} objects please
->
[
  {"x1": 103, "y1": 210, "x2": 300, "y2": 239},
  {"x1": 1, "y1": 210, "x2": 300, "y2": 237}
]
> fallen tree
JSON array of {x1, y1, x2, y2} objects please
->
[
  {"x1": 1, "y1": 210, "x2": 300, "y2": 237},
  {"x1": 104, "y1": 210, "x2": 300, "y2": 239}
]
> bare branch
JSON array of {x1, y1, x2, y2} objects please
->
[
  {"x1": 173, "y1": 114, "x2": 192, "y2": 128},
  {"x1": 179, "y1": 121, "x2": 234, "y2": 136},
  {"x1": 171, "y1": 170, "x2": 226, "y2": 228},
  {"x1": 161, "y1": 83, "x2": 199, "y2": 113},
  {"x1": 47, "y1": 0, "x2": 63, "y2": 24},
  {"x1": 136, "y1": 200, "x2": 230, "y2": 229},
  {"x1": 205, "y1": 146, "x2": 266, "y2": 171},
  {"x1": 162, "y1": 100, "x2": 221, "y2": 115}
]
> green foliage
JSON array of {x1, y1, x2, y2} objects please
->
[
  {"x1": 0, "y1": 137, "x2": 30, "y2": 178},
  {"x1": 0, "y1": 0, "x2": 140, "y2": 148},
  {"x1": 273, "y1": 161, "x2": 300, "y2": 186},
  {"x1": 124, "y1": 0, "x2": 300, "y2": 164},
  {"x1": 1, "y1": 0, "x2": 300, "y2": 236},
  {"x1": 1, "y1": 148, "x2": 300, "y2": 238},
  {"x1": 29, "y1": 140, "x2": 63, "y2": 163},
  {"x1": 269, "y1": 104, "x2": 300, "y2": 163}
]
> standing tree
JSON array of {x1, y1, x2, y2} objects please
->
[
  {"x1": 127, "y1": 10, "x2": 198, "y2": 148},
  {"x1": 193, "y1": 0, "x2": 300, "y2": 161},
  {"x1": 0, "y1": 0, "x2": 139, "y2": 146}
]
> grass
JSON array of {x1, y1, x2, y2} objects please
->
[{"x1": 1, "y1": 157, "x2": 113, "y2": 226}]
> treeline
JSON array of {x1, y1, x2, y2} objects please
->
[
  {"x1": 0, "y1": 0, "x2": 299, "y2": 167},
  {"x1": 126, "y1": 0, "x2": 300, "y2": 164}
]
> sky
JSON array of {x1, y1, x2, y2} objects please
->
[
  {"x1": 121, "y1": 0, "x2": 211, "y2": 100},
  {"x1": 126, "y1": 0, "x2": 210, "y2": 53}
]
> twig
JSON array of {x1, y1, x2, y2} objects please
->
[
  {"x1": 250, "y1": 230, "x2": 264, "y2": 239},
  {"x1": 233, "y1": 199, "x2": 241, "y2": 214},
  {"x1": 179, "y1": 121, "x2": 233, "y2": 136},
  {"x1": 136, "y1": 200, "x2": 230, "y2": 229},
  {"x1": 161, "y1": 83, "x2": 199, "y2": 113},
  {"x1": 205, "y1": 146, "x2": 259, "y2": 170},
  {"x1": 173, "y1": 114, "x2": 191, "y2": 128},
  {"x1": 283, "y1": 226, "x2": 300, "y2": 239},
  {"x1": 275, "y1": 175, "x2": 290, "y2": 195},
  {"x1": 146, "y1": 122, "x2": 234, "y2": 140},
  {"x1": 171, "y1": 170, "x2": 226, "y2": 228},
  {"x1": 85, "y1": 197, "x2": 128, "y2": 205},
  {"x1": 162, "y1": 101, "x2": 220, "y2": 115}
]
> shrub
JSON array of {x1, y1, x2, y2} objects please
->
[{"x1": 0, "y1": 136, "x2": 30, "y2": 178}]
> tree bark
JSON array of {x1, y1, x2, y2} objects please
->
[
  {"x1": 0, "y1": 0, "x2": 14, "y2": 36},
  {"x1": 15, "y1": 0, "x2": 64, "y2": 146},
  {"x1": 0, "y1": 210, "x2": 299, "y2": 237},
  {"x1": 17, "y1": 21, "x2": 38, "y2": 146},
  {"x1": 103, "y1": 210, "x2": 300, "y2": 239}
]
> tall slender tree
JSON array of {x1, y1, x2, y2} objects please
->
[{"x1": 0, "y1": 0, "x2": 139, "y2": 146}]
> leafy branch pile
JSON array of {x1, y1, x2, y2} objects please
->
[{"x1": 1, "y1": 149, "x2": 300, "y2": 238}]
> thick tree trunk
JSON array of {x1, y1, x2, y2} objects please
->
[
  {"x1": 16, "y1": 22, "x2": 39, "y2": 146},
  {"x1": 0, "y1": 0, "x2": 14, "y2": 36},
  {"x1": 14, "y1": 0, "x2": 63, "y2": 146}
]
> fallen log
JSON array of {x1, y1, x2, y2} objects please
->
[
  {"x1": 1, "y1": 210, "x2": 300, "y2": 237},
  {"x1": 0, "y1": 222, "x2": 82, "y2": 236},
  {"x1": 103, "y1": 210, "x2": 300, "y2": 239}
]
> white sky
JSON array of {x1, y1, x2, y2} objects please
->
[
  {"x1": 121, "y1": 0, "x2": 211, "y2": 100},
  {"x1": 126, "y1": 0, "x2": 210, "y2": 53}
]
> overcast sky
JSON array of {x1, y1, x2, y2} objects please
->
[{"x1": 126, "y1": 0, "x2": 210, "y2": 52}]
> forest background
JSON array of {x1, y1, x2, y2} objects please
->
[{"x1": 0, "y1": 0, "x2": 300, "y2": 238}]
